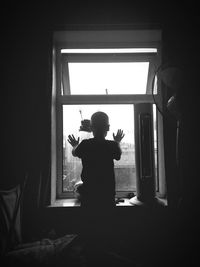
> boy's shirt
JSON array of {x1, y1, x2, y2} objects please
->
[{"x1": 74, "y1": 138, "x2": 121, "y2": 197}]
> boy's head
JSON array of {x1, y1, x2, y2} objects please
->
[{"x1": 90, "y1": 111, "x2": 110, "y2": 137}]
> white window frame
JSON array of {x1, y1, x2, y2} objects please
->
[{"x1": 51, "y1": 30, "x2": 166, "y2": 204}]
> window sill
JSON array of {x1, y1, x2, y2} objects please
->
[{"x1": 48, "y1": 197, "x2": 167, "y2": 208}]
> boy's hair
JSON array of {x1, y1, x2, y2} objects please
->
[{"x1": 91, "y1": 111, "x2": 109, "y2": 131}]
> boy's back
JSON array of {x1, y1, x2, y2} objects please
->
[
  {"x1": 68, "y1": 111, "x2": 124, "y2": 208},
  {"x1": 75, "y1": 137, "x2": 121, "y2": 206}
]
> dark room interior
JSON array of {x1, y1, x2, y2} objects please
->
[{"x1": 1, "y1": 2, "x2": 199, "y2": 266}]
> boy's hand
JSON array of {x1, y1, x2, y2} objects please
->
[
  {"x1": 67, "y1": 135, "x2": 80, "y2": 147},
  {"x1": 113, "y1": 129, "x2": 125, "y2": 143}
]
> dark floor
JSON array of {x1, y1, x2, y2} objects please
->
[{"x1": 2, "y1": 204, "x2": 198, "y2": 267}]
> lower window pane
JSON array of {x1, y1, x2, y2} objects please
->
[{"x1": 63, "y1": 104, "x2": 135, "y2": 193}]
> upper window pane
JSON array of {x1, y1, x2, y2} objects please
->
[{"x1": 67, "y1": 62, "x2": 149, "y2": 95}]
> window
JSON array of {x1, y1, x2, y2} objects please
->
[{"x1": 51, "y1": 30, "x2": 165, "y2": 203}]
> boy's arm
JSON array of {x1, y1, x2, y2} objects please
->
[
  {"x1": 114, "y1": 142, "x2": 122, "y2": 160},
  {"x1": 113, "y1": 129, "x2": 125, "y2": 160},
  {"x1": 71, "y1": 145, "x2": 78, "y2": 157},
  {"x1": 67, "y1": 135, "x2": 80, "y2": 157}
]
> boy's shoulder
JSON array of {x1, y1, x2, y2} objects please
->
[
  {"x1": 80, "y1": 138, "x2": 93, "y2": 143},
  {"x1": 81, "y1": 138, "x2": 115, "y2": 144},
  {"x1": 83, "y1": 138, "x2": 116, "y2": 146}
]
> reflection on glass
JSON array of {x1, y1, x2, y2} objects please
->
[
  {"x1": 63, "y1": 104, "x2": 135, "y2": 192},
  {"x1": 67, "y1": 62, "x2": 149, "y2": 95}
]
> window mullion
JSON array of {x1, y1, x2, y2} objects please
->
[
  {"x1": 55, "y1": 49, "x2": 62, "y2": 96},
  {"x1": 62, "y1": 53, "x2": 156, "y2": 63},
  {"x1": 56, "y1": 101, "x2": 63, "y2": 198},
  {"x1": 58, "y1": 94, "x2": 154, "y2": 104},
  {"x1": 146, "y1": 56, "x2": 161, "y2": 94},
  {"x1": 61, "y1": 58, "x2": 71, "y2": 95}
]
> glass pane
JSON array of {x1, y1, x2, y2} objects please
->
[
  {"x1": 63, "y1": 104, "x2": 135, "y2": 193},
  {"x1": 67, "y1": 62, "x2": 149, "y2": 95}
]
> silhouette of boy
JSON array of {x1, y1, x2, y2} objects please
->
[{"x1": 68, "y1": 111, "x2": 124, "y2": 208}]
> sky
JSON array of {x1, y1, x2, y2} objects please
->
[{"x1": 68, "y1": 62, "x2": 149, "y2": 95}]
